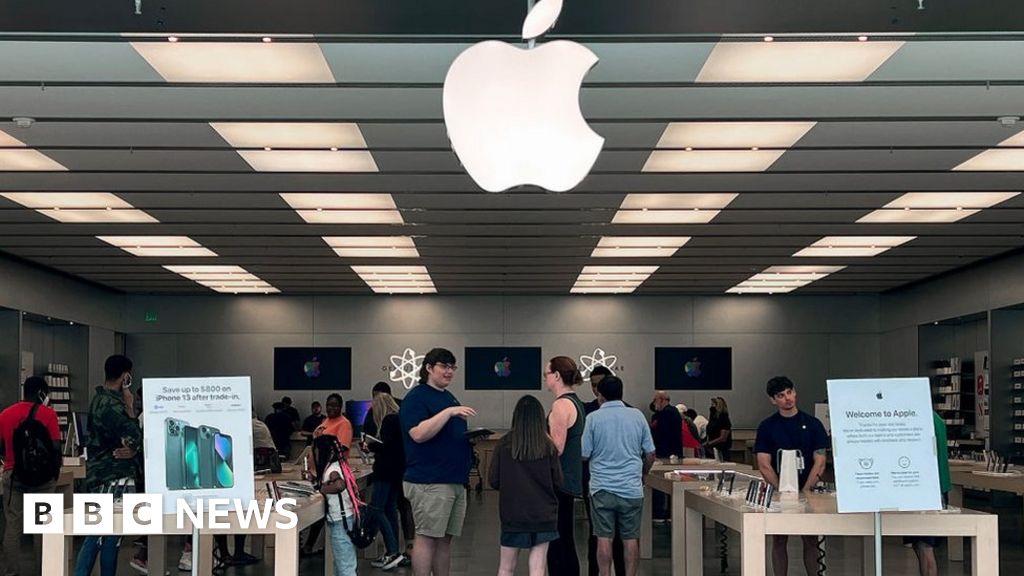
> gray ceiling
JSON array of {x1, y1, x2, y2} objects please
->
[{"x1": 1, "y1": 38, "x2": 1023, "y2": 295}]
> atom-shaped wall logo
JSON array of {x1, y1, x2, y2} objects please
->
[
  {"x1": 390, "y1": 347, "x2": 425, "y2": 390},
  {"x1": 579, "y1": 347, "x2": 617, "y2": 378}
]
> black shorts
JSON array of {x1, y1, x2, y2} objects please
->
[
  {"x1": 903, "y1": 536, "x2": 942, "y2": 548},
  {"x1": 501, "y1": 530, "x2": 559, "y2": 549}
]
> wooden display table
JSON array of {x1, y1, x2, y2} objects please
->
[
  {"x1": 288, "y1": 432, "x2": 311, "y2": 461},
  {"x1": 948, "y1": 468, "x2": 1024, "y2": 562},
  {"x1": 41, "y1": 466, "x2": 371, "y2": 576},
  {"x1": 641, "y1": 460, "x2": 755, "y2": 568},
  {"x1": 683, "y1": 490, "x2": 998, "y2": 576}
]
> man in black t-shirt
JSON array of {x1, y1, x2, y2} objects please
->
[
  {"x1": 265, "y1": 402, "x2": 294, "y2": 455},
  {"x1": 281, "y1": 396, "x2": 300, "y2": 428},
  {"x1": 649, "y1": 391, "x2": 683, "y2": 521},
  {"x1": 302, "y1": 401, "x2": 326, "y2": 433},
  {"x1": 754, "y1": 376, "x2": 829, "y2": 576}
]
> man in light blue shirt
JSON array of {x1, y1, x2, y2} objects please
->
[{"x1": 582, "y1": 376, "x2": 655, "y2": 576}]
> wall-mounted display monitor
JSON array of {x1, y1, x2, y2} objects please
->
[
  {"x1": 273, "y1": 347, "x2": 351, "y2": 390},
  {"x1": 346, "y1": 399, "x2": 372, "y2": 433},
  {"x1": 655, "y1": 347, "x2": 732, "y2": 390},
  {"x1": 464, "y1": 347, "x2": 542, "y2": 390}
]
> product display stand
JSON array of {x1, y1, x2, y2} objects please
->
[{"x1": 682, "y1": 490, "x2": 998, "y2": 576}]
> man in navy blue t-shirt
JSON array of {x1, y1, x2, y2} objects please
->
[
  {"x1": 754, "y1": 376, "x2": 829, "y2": 576},
  {"x1": 399, "y1": 348, "x2": 475, "y2": 576}
]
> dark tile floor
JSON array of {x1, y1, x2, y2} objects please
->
[{"x1": 118, "y1": 489, "x2": 1023, "y2": 575}]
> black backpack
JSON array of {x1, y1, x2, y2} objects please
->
[
  {"x1": 12, "y1": 403, "x2": 60, "y2": 487},
  {"x1": 339, "y1": 495, "x2": 379, "y2": 549}
]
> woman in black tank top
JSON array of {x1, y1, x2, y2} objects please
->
[{"x1": 544, "y1": 356, "x2": 585, "y2": 576}]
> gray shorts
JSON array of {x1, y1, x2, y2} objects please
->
[
  {"x1": 589, "y1": 490, "x2": 644, "y2": 540},
  {"x1": 403, "y1": 482, "x2": 467, "y2": 538}
]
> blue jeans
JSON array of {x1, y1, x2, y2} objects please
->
[
  {"x1": 74, "y1": 535, "x2": 121, "y2": 576},
  {"x1": 372, "y1": 478, "x2": 401, "y2": 555},
  {"x1": 328, "y1": 517, "x2": 357, "y2": 576}
]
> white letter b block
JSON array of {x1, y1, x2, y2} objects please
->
[
  {"x1": 74, "y1": 494, "x2": 113, "y2": 534},
  {"x1": 23, "y1": 494, "x2": 63, "y2": 534}
]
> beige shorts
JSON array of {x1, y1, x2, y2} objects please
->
[{"x1": 403, "y1": 481, "x2": 467, "y2": 538}]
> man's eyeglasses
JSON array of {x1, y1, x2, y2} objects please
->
[{"x1": 435, "y1": 363, "x2": 458, "y2": 372}]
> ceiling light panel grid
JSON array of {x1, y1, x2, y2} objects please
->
[
  {"x1": 0, "y1": 192, "x2": 158, "y2": 223},
  {"x1": 0, "y1": 38, "x2": 1023, "y2": 295},
  {"x1": 793, "y1": 236, "x2": 916, "y2": 257},
  {"x1": 164, "y1": 264, "x2": 280, "y2": 293},
  {"x1": 96, "y1": 235, "x2": 218, "y2": 257},
  {"x1": 350, "y1": 264, "x2": 437, "y2": 294},
  {"x1": 728, "y1": 265, "x2": 846, "y2": 294}
]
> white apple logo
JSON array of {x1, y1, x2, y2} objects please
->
[{"x1": 442, "y1": 0, "x2": 604, "y2": 193}]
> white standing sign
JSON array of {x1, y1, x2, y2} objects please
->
[
  {"x1": 143, "y1": 376, "x2": 255, "y2": 514},
  {"x1": 827, "y1": 378, "x2": 941, "y2": 513}
]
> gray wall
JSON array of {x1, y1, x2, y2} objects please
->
[
  {"x1": 20, "y1": 319, "x2": 91, "y2": 411},
  {"x1": 0, "y1": 309, "x2": 21, "y2": 406},
  {"x1": 124, "y1": 294, "x2": 880, "y2": 429},
  {"x1": 89, "y1": 325, "x2": 117, "y2": 398},
  {"x1": 0, "y1": 255, "x2": 124, "y2": 331}
]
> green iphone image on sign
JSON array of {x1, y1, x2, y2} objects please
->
[
  {"x1": 164, "y1": 418, "x2": 189, "y2": 490},
  {"x1": 183, "y1": 425, "x2": 201, "y2": 489},
  {"x1": 164, "y1": 418, "x2": 234, "y2": 490}
]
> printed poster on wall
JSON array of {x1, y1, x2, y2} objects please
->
[
  {"x1": 826, "y1": 377, "x2": 941, "y2": 513},
  {"x1": 143, "y1": 376, "x2": 255, "y2": 514}
]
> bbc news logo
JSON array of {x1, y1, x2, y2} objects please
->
[{"x1": 24, "y1": 495, "x2": 298, "y2": 534}]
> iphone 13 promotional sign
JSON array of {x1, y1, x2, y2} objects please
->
[
  {"x1": 144, "y1": 376, "x2": 255, "y2": 514},
  {"x1": 443, "y1": 0, "x2": 604, "y2": 192}
]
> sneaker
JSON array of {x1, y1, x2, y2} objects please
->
[
  {"x1": 383, "y1": 554, "x2": 405, "y2": 571},
  {"x1": 398, "y1": 554, "x2": 411, "y2": 567},
  {"x1": 177, "y1": 550, "x2": 192, "y2": 571},
  {"x1": 371, "y1": 554, "x2": 392, "y2": 568},
  {"x1": 129, "y1": 556, "x2": 149, "y2": 575}
]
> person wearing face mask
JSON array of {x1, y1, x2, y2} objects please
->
[
  {"x1": 0, "y1": 376, "x2": 62, "y2": 576},
  {"x1": 703, "y1": 397, "x2": 732, "y2": 462},
  {"x1": 74, "y1": 354, "x2": 142, "y2": 576}
]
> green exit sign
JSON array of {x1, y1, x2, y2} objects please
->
[{"x1": 144, "y1": 311, "x2": 159, "y2": 323}]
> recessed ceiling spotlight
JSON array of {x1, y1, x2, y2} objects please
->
[
  {"x1": 167, "y1": 36, "x2": 179, "y2": 43},
  {"x1": 262, "y1": 37, "x2": 273, "y2": 43},
  {"x1": 263, "y1": 146, "x2": 272, "y2": 151},
  {"x1": 858, "y1": 35, "x2": 869, "y2": 42},
  {"x1": 763, "y1": 36, "x2": 774, "y2": 42}
]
